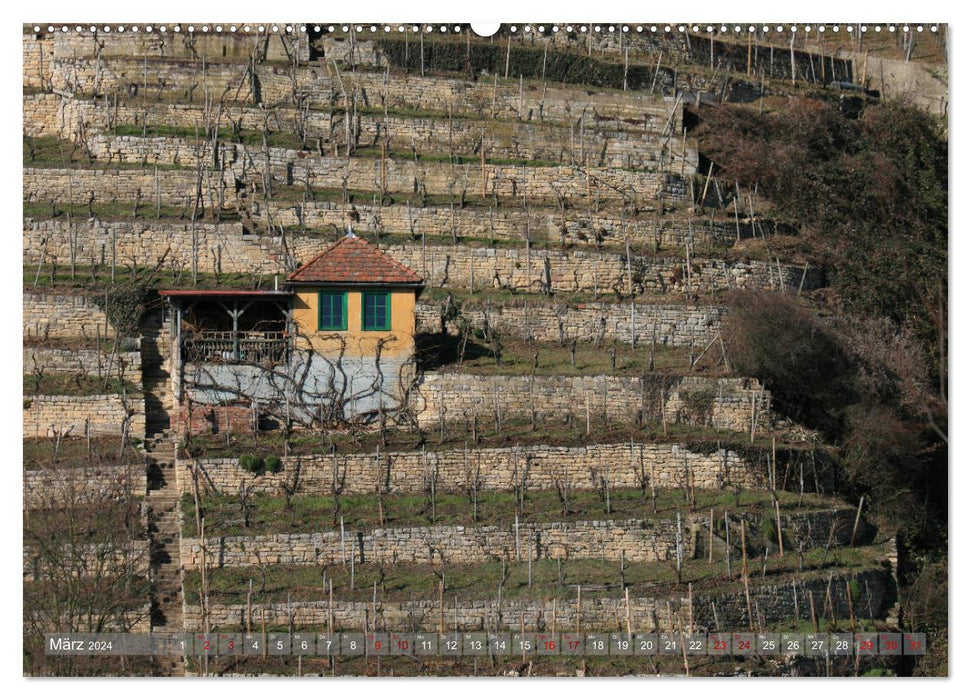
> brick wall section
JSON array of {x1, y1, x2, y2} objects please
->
[
  {"x1": 179, "y1": 507, "x2": 855, "y2": 571},
  {"x1": 183, "y1": 567, "x2": 889, "y2": 632},
  {"x1": 415, "y1": 374, "x2": 773, "y2": 433},
  {"x1": 177, "y1": 402, "x2": 255, "y2": 437},
  {"x1": 416, "y1": 299, "x2": 726, "y2": 346},
  {"x1": 24, "y1": 345, "x2": 142, "y2": 385},
  {"x1": 180, "y1": 440, "x2": 833, "y2": 498},
  {"x1": 23, "y1": 292, "x2": 113, "y2": 340},
  {"x1": 24, "y1": 463, "x2": 148, "y2": 508},
  {"x1": 23, "y1": 394, "x2": 146, "y2": 439}
]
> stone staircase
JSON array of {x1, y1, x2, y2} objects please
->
[
  {"x1": 141, "y1": 307, "x2": 173, "y2": 438},
  {"x1": 146, "y1": 433, "x2": 187, "y2": 676},
  {"x1": 140, "y1": 306, "x2": 187, "y2": 676}
]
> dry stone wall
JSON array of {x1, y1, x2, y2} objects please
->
[
  {"x1": 181, "y1": 517, "x2": 688, "y2": 570},
  {"x1": 24, "y1": 219, "x2": 285, "y2": 278},
  {"x1": 184, "y1": 567, "x2": 889, "y2": 632},
  {"x1": 381, "y1": 244, "x2": 823, "y2": 296},
  {"x1": 181, "y1": 440, "x2": 830, "y2": 499},
  {"x1": 416, "y1": 374, "x2": 773, "y2": 433},
  {"x1": 416, "y1": 299, "x2": 726, "y2": 347},
  {"x1": 337, "y1": 70, "x2": 682, "y2": 127},
  {"x1": 23, "y1": 221, "x2": 816, "y2": 297},
  {"x1": 24, "y1": 93, "x2": 690, "y2": 173},
  {"x1": 180, "y1": 507, "x2": 854, "y2": 571},
  {"x1": 264, "y1": 201, "x2": 750, "y2": 249},
  {"x1": 80, "y1": 136, "x2": 667, "y2": 204},
  {"x1": 23, "y1": 394, "x2": 145, "y2": 439},
  {"x1": 24, "y1": 344, "x2": 142, "y2": 385},
  {"x1": 23, "y1": 540, "x2": 151, "y2": 582},
  {"x1": 37, "y1": 30, "x2": 309, "y2": 63},
  {"x1": 24, "y1": 167, "x2": 202, "y2": 207},
  {"x1": 24, "y1": 463, "x2": 148, "y2": 508},
  {"x1": 23, "y1": 292, "x2": 114, "y2": 340}
]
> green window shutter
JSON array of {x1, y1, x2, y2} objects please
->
[{"x1": 318, "y1": 291, "x2": 347, "y2": 331}]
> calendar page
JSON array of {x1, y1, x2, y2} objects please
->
[{"x1": 20, "y1": 9, "x2": 948, "y2": 683}]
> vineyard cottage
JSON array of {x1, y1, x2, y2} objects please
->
[{"x1": 162, "y1": 233, "x2": 424, "y2": 435}]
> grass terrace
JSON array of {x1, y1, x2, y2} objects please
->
[
  {"x1": 23, "y1": 373, "x2": 141, "y2": 397},
  {"x1": 183, "y1": 543, "x2": 888, "y2": 606},
  {"x1": 24, "y1": 436, "x2": 143, "y2": 470},
  {"x1": 419, "y1": 336, "x2": 728, "y2": 377},
  {"x1": 182, "y1": 487, "x2": 839, "y2": 539},
  {"x1": 180, "y1": 416, "x2": 808, "y2": 462}
]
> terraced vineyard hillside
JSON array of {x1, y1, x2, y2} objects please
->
[{"x1": 23, "y1": 23, "x2": 947, "y2": 677}]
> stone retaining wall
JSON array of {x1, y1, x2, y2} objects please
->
[
  {"x1": 416, "y1": 299, "x2": 726, "y2": 347},
  {"x1": 23, "y1": 292, "x2": 113, "y2": 340},
  {"x1": 181, "y1": 440, "x2": 832, "y2": 499},
  {"x1": 179, "y1": 507, "x2": 855, "y2": 571},
  {"x1": 23, "y1": 221, "x2": 819, "y2": 297},
  {"x1": 184, "y1": 567, "x2": 889, "y2": 632},
  {"x1": 79, "y1": 136, "x2": 667, "y2": 204},
  {"x1": 23, "y1": 394, "x2": 146, "y2": 439},
  {"x1": 378, "y1": 244, "x2": 822, "y2": 296},
  {"x1": 24, "y1": 463, "x2": 147, "y2": 508},
  {"x1": 24, "y1": 93, "x2": 689, "y2": 173},
  {"x1": 263, "y1": 201, "x2": 752, "y2": 249},
  {"x1": 24, "y1": 344, "x2": 142, "y2": 385},
  {"x1": 181, "y1": 517, "x2": 687, "y2": 570},
  {"x1": 415, "y1": 374, "x2": 773, "y2": 434},
  {"x1": 23, "y1": 539, "x2": 151, "y2": 582}
]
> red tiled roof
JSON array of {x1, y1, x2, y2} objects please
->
[
  {"x1": 160, "y1": 289, "x2": 292, "y2": 297},
  {"x1": 287, "y1": 235, "x2": 423, "y2": 286}
]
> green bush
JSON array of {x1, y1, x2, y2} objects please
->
[
  {"x1": 239, "y1": 455, "x2": 264, "y2": 474},
  {"x1": 264, "y1": 455, "x2": 282, "y2": 474},
  {"x1": 848, "y1": 579, "x2": 863, "y2": 605},
  {"x1": 760, "y1": 517, "x2": 777, "y2": 543}
]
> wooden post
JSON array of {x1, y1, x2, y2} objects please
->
[
  {"x1": 439, "y1": 578, "x2": 445, "y2": 634},
  {"x1": 480, "y1": 137, "x2": 487, "y2": 199},
  {"x1": 380, "y1": 142, "x2": 386, "y2": 196},
  {"x1": 724, "y1": 511, "x2": 731, "y2": 577},
  {"x1": 850, "y1": 496, "x2": 865, "y2": 546},
  {"x1": 246, "y1": 579, "x2": 253, "y2": 633},
  {"x1": 776, "y1": 500, "x2": 784, "y2": 557},
  {"x1": 576, "y1": 585, "x2": 582, "y2": 634},
  {"x1": 847, "y1": 580, "x2": 856, "y2": 631},
  {"x1": 624, "y1": 587, "x2": 632, "y2": 640}
]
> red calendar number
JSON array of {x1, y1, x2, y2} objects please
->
[{"x1": 714, "y1": 640, "x2": 727, "y2": 651}]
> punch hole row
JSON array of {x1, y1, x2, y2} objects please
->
[{"x1": 31, "y1": 24, "x2": 939, "y2": 35}]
